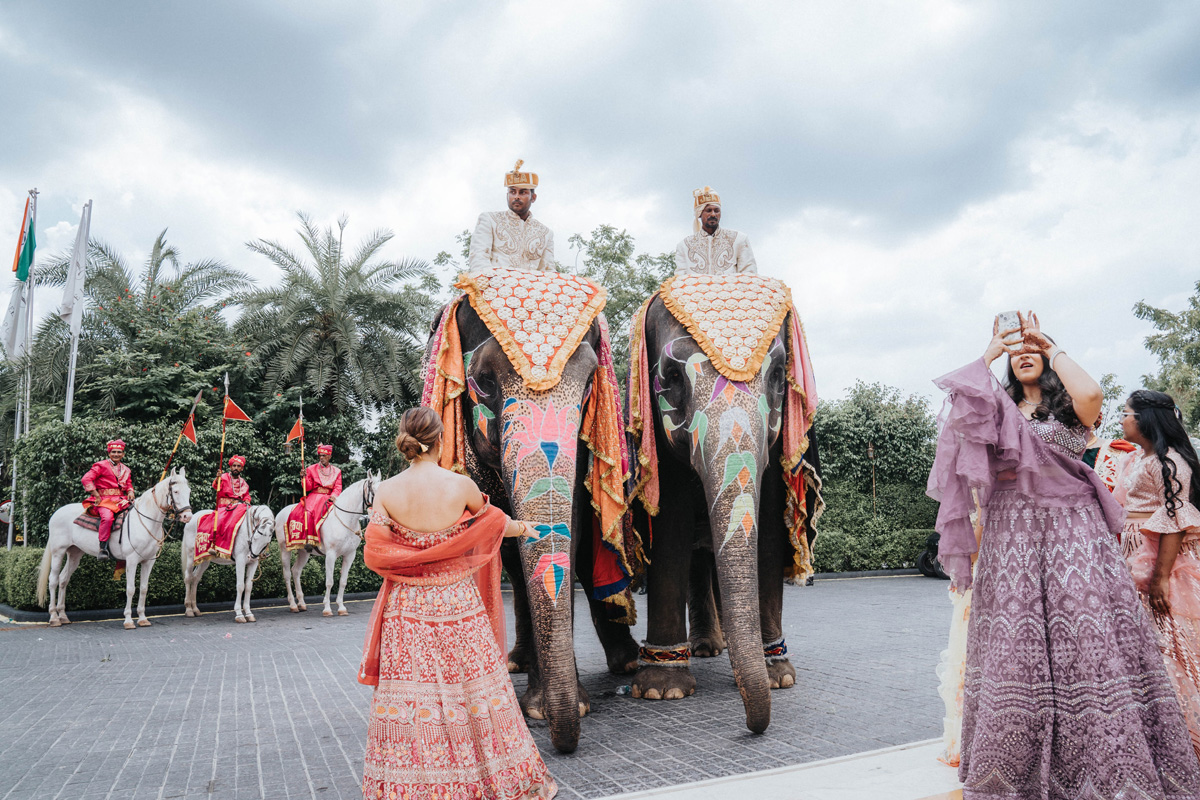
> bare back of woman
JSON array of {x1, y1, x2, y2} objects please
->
[{"x1": 373, "y1": 461, "x2": 482, "y2": 533}]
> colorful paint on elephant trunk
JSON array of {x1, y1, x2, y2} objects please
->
[{"x1": 502, "y1": 395, "x2": 581, "y2": 605}]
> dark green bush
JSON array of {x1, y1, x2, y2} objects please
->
[
  {"x1": 1, "y1": 541, "x2": 383, "y2": 612},
  {"x1": 811, "y1": 521, "x2": 930, "y2": 574}
]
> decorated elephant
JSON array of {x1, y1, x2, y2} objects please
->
[
  {"x1": 424, "y1": 266, "x2": 641, "y2": 754},
  {"x1": 627, "y1": 273, "x2": 822, "y2": 734}
]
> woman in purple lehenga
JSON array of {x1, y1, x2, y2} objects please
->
[{"x1": 928, "y1": 313, "x2": 1200, "y2": 799}]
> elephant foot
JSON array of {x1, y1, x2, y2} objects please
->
[
  {"x1": 690, "y1": 632, "x2": 726, "y2": 658},
  {"x1": 137, "y1": 619, "x2": 152, "y2": 627},
  {"x1": 507, "y1": 644, "x2": 532, "y2": 674},
  {"x1": 631, "y1": 665, "x2": 696, "y2": 701},
  {"x1": 49, "y1": 617, "x2": 62, "y2": 628},
  {"x1": 767, "y1": 659, "x2": 796, "y2": 690},
  {"x1": 123, "y1": 620, "x2": 136, "y2": 630},
  {"x1": 520, "y1": 682, "x2": 544, "y2": 720},
  {"x1": 337, "y1": 608, "x2": 349, "y2": 617},
  {"x1": 520, "y1": 681, "x2": 590, "y2": 719},
  {"x1": 603, "y1": 637, "x2": 640, "y2": 675},
  {"x1": 322, "y1": 609, "x2": 333, "y2": 617}
]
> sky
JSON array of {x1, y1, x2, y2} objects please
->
[{"x1": 2, "y1": 1, "x2": 1199, "y2": 411}]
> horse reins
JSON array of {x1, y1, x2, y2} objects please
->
[{"x1": 325, "y1": 477, "x2": 375, "y2": 542}]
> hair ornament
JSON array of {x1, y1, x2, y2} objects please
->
[{"x1": 420, "y1": 442, "x2": 429, "y2": 453}]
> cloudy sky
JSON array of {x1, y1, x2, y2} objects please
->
[{"x1": 2, "y1": 1, "x2": 1198, "y2": 408}]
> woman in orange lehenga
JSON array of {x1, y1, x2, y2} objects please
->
[
  {"x1": 358, "y1": 407, "x2": 557, "y2": 800},
  {"x1": 1118, "y1": 389, "x2": 1200, "y2": 760}
]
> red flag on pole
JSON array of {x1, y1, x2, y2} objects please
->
[
  {"x1": 181, "y1": 416, "x2": 197, "y2": 444},
  {"x1": 223, "y1": 396, "x2": 251, "y2": 422},
  {"x1": 286, "y1": 417, "x2": 304, "y2": 442}
]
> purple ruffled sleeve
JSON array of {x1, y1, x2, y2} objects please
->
[{"x1": 926, "y1": 358, "x2": 1125, "y2": 590}]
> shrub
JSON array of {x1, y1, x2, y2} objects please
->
[{"x1": 811, "y1": 521, "x2": 930, "y2": 574}]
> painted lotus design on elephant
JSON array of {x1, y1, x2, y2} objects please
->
[
  {"x1": 628, "y1": 273, "x2": 822, "y2": 735},
  {"x1": 422, "y1": 266, "x2": 641, "y2": 754}
]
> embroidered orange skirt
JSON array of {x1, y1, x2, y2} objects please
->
[{"x1": 362, "y1": 574, "x2": 556, "y2": 800}]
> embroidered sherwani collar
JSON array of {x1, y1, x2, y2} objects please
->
[{"x1": 504, "y1": 209, "x2": 536, "y2": 224}]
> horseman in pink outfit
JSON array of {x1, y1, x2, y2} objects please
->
[
  {"x1": 285, "y1": 444, "x2": 342, "y2": 552},
  {"x1": 81, "y1": 439, "x2": 135, "y2": 560},
  {"x1": 194, "y1": 455, "x2": 252, "y2": 562}
]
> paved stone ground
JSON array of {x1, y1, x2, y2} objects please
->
[{"x1": 0, "y1": 575, "x2": 950, "y2": 800}]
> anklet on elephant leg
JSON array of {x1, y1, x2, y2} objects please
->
[
  {"x1": 638, "y1": 641, "x2": 690, "y2": 668},
  {"x1": 763, "y1": 636, "x2": 788, "y2": 664}
]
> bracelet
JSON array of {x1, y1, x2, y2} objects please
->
[{"x1": 1049, "y1": 349, "x2": 1066, "y2": 370}]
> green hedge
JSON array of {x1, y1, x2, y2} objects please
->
[
  {"x1": 811, "y1": 522, "x2": 931, "y2": 574},
  {"x1": 0, "y1": 541, "x2": 384, "y2": 613}
]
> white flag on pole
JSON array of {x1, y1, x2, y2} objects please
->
[
  {"x1": 59, "y1": 201, "x2": 91, "y2": 338},
  {"x1": 1, "y1": 282, "x2": 26, "y2": 359}
]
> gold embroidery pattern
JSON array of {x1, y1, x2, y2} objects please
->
[
  {"x1": 683, "y1": 229, "x2": 738, "y2": 274},
  {"x1": 488, "y1": 212, "x2": 550, "y2": 270}
]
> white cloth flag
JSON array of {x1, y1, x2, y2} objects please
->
[
  {"x1": 1, "y1": 282, "x2": 26, "y2": 359},
  {"x1": 59, "y1": 201, "x2": 91, "y2": 338}
]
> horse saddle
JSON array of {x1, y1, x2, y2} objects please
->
[{"x1": 74, "y1": 509, "x2": 129, "y2": 537}]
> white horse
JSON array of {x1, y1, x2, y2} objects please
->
[
  {"x1": 274, "y1": 473, "x2": 378, "y2": 617},
  {"x1": 37, "y1": 468, "x2": 193, "y2": 629},
  {"x1": 180, "y1": 504, "x2": 276, "y2": 623}
]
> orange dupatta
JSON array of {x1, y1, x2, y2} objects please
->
[{"x1": 357, "y1": 499, "x2": 508, "y2": 686}]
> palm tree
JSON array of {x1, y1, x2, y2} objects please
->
[
  {"x1": 27, "y1": 229, "x2": 254, "y2": 416},
  {"x1": 235, "y1": 213, "x2": 435, "y2": 415}
]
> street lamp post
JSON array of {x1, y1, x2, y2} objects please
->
[{"x1": 867, "y1": 441, "x2": 877, "y2": 519}]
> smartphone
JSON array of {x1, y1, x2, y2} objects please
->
[{"x1": 997, "y1": 311, "x2": 1022, "y2": 345}]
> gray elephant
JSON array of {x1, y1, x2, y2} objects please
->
[
  {"x1": 627, "y1": 274, "x2": 822, "y2": 734},
  {"x1": 425, "y1": 267, "x2": 641, "y2": 754}
]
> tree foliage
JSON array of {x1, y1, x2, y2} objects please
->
[
  {"x1": 569, "y1": 225, "x2": 672, "y2": 386},
  {"x1": 236, "y1": 214, "x2": 435, "y2": 415},
  {"x1": 1135, "y1": 283, "x2": 1200, "y2": 430},
  {"x1": 811, "y1": 381, "x2": 939, "y2": 532}
]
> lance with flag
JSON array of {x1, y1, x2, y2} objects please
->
[
  {"x1": 161, "y1": 390, "x2": 204, "y2": 481},
  {"x1": 211, "y1": 374, "x2": 252, "y2": 537}
]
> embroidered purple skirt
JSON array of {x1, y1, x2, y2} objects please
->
[{"x1": 961, "y1": 488, "x2": 1200, "y2": 799}]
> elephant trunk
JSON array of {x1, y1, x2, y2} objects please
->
[
  {"x1": 712, "y1": 522, "x2": 770, "y2": 734},
  {"x1": 518, "y1": 543, "x2": 581, "y2": 752}
]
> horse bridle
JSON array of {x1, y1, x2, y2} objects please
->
[
  {"x1": 247, "y1": 508, "x2": 273, "y2": 559},
  {"x1": 327, "y1": 476, "x2": 376, "y2": 541},
  {"x1": 127, "y1": 477, "x2": 193, "y2": 550}
]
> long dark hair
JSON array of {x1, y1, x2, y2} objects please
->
[
  {"x1": 1127, "y1": 389, "x2": 1200, "y2": 518},
  {"x1": 1004, "y1": 341, "x2": 1082, "y2": 428}
]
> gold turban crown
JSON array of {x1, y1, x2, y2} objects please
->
[
  {"x1": 693, "y1": 186, "x2": 720, "y2": 210},
  {"x1": 505, "y1": 159, "x2": 538, "y2": 189}
]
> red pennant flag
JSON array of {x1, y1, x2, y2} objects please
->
[
  {"x1": 181, "y1": 416, "x2": 197, "y2": 444},
  {"x1": 223, "y1": 396, "x2": 252, "y2": 422},
  {"x1": 286, "y1": 417, "x2": 304, "y2": 442}
]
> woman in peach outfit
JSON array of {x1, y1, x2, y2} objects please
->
[
  {"x1": 358, "y1": 407, "x2": 556, "y2": 800},
  {"x1": 1119, "y1": 389, "x2": 1200, "y2": 759}
]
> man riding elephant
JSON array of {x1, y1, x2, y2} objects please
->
[
  {"x1": 468, "y1": 159, "x2": 556, "y2": 272},
  {"x1": 81, "y1": 439, "x2": 135, "y2": 560},
  {"x1": 627, "y1": 269, "x2": 822, "y2": 736},
  {"x1": 194, "y1": 455, "x2": 252, "y2": 562},
  {"x1": 674, "y1": 186, "x2": 757, "y2": 275},
  {"x1": 423, "y1": 253, "x2": 640, "y2": 754}
]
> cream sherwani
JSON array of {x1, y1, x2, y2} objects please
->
[
  {"x1": 673, "y1": 228, "x2": 757, "y2": 275},
  {"x1": 468, "y1": 210, "x2": 556, "y2": 272}
]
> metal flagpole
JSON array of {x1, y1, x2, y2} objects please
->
[
  {"x1": 63, "y1": 200, "x2": 92, "y2": 425},
  {"x1": 6, "y1": 359, "x2": 21, "y2": 550},
  {"x1": 18, "y1": 190, "x2": 37, "y2": 547}
]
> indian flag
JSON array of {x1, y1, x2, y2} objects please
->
[{"x1": 11, "y1": 196, "x2": 35, "y2": 281}]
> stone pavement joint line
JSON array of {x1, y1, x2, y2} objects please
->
[{"x1": 0, "y1": 575, "x2": 949, "y2": 800}]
